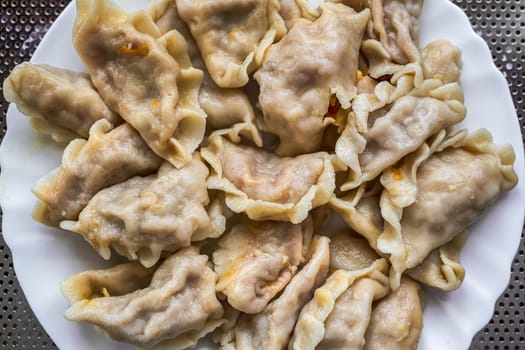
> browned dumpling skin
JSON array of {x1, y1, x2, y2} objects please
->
[
  {"x1": 3, "y1": 63, "x2": 121, "y2": 142},
  {"x1": 202, "y1": 135, "x2": 341, "y2": 223},
  {"x1": 213, "y1": 217, "x2": 313, "y2": 314},
  {"x1": 232, "y1": 236, "x2": 330, "y2": 350},
  {"x1": 73, "y1": 0, "x2": 205, "y2": 167},
  {"x1": 60, "y1": 155, "x2": 217, "y2": 268},
  {"x1": 148, "y1": 0, "x2": 262, "y2": 146},
  {"x1": 176, "y1": 0, "x2": 286, "y2": 88},
  {"x1": 364, "y1": 276, "x2": 423, "y2": 350},
  {"x1": 32, "y1": 120, "x2": 162, "y2": 227},
  {"x1": 62, "y1": 247, "x2": 224, "y2": 349},
  {"x1": 255, "y1": 3, "x2": 370, "y2": 155}
]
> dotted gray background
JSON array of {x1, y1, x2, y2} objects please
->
[{"x1": 0, "y1": 0, "x2": 523, "y2": 349}]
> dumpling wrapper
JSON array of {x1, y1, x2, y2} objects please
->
[
  {"x1": 73, "y1": 0, "x2": 206, "y2": 167},
  {"x1": 406, "y1": 231, "x2": 467, "y2": 291},
  {"x1": 213, "y1": 217, "x2": 313, "y2": 313},
  {"x1": 232, "y1": 235, "x2": 330, "y2": 350},
  {"x1": 201, "y1": 135, "x2": 343, "y2": 224},
  {"x1": 62, "y1": 247, "x2": 224, "y2": 349},
  {"x1": 60, "y1": 154, "x2": 222, "y2": 268},
  {"x1": 368, "y1": 0, "x2": 423, "y2": 65},
  {"x1": 176, "y1": 0, "x2": 286, "y2": 88},
  {"x1": 289, "y1": 258, "x2": 389, "y2": 350},
  {"x1": 364, "y1": 276, "x2": 424, "y2": 350},
  {"x1": 330, "y1": 178, "x2": 468, "y2": 292},
  {"x1": 255, "y1": 3, "x2": 370, "y2": 155},
  {"x1": 379, "y1": 128, "x2": 518, "y2": 287},
  {"x1": 147, "y1": 0, "x2": 262, "y2": 146},
  {"x1": 340, "y1": 93, "x2": 466, "y2": 191},
  {"x1": 33, "y1": 120, "x2": 162, "y2": 227},
  {"x1": 3, "y1": 62, "x2": 121, "y2": 142}
]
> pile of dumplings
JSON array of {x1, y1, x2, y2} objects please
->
[{"x1": 3, "y1": 0, "x2": 519, "y2": 348}]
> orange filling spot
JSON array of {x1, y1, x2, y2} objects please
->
[
  {"x1": 392, "y1": 167, "x2": 403, "y2": 181},
  {"x1": 118, "y1": 43, "x2": 149, "y2": 56},
  {"x1": 228, "y1": 27, "x2": 242, "y2": 41},
  {"x1": 151, "y1": 99, "x2": 159, "y2": 108}
]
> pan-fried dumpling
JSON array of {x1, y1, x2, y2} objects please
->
[
  {"x1": 364, "y1": 276, "x2": 423, "y2": 350},
  {"x1": 379, "y1": 129, "x2": 518, "y2": 287},
  {"x1": 255, "y1": 4, "x2": 370, "y2": 155},
  {"x1": 213, "y1": 217, "x2": 313, "y2": 313},
  {"x1": 3, "y1": 63, "x2": 121, "y2": 142},
  {"x1": 232, "y1": 236, "x2": 330, "y2": 350},
  {"x1": 147, "y1": 0, "x2": 262, "y2": 146},
  {"x1": 340, "y1": 93, "x2": 466, "y2": 190},
  {"x1": 60, "y1": 154, "x2": 217, "y2": 268},
  {"x1": 289, "y1": 258, "x2": 389, "y2": 350},
  {"x1": 62, "y1": 247, "x2": 224, "y2": 349},
  {"x1": 33, "y1": 120, "x2": 162, "y2": 227},
  {"x1": 73, "y1": 0, "x2": 206, "y2": 167},
  {"x1": 176, "y1": 0, "x2": 286, "y2": 88},
  {"x1": 201, "y1": 135, "x2": 343, "y2": 224}
]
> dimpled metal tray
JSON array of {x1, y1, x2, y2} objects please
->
[{"x1": 0, "y1": 0, "x2": 523, "y2": 349}]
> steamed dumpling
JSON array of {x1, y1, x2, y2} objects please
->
[
  {"x1": 60, "y1": 154, "x2": 219, "y2": 268},
  {"x1": 73, "y1": 0, "x2": 206, "y2": 167},
  {"x1": 33, "y1": 120, "x2": 162, "y2": 227},
  {"x1": 255, "y1": 3, "x2": 370, "y2": 155},
  {"x1": 147, "y1": 0, "x2": 262, "y2": 146},
  {"x1": 62, "y1": 247, "x2": 224, "y2": 349},
  {"x1": 201, "y1": 135, "x2": 343, "y2": 223},
  {"x1": 232, "y1": 236, "x2": 330, "y2": 350},
  {"x1": 213, "y1": 217, "x2": 313, "y2": 313},
  {"x1": 3, "y1": 62, "x2": 121, "y2": 142},
  {"x1": 176, "y1": 0, "x2": 286, "y2": 88}
]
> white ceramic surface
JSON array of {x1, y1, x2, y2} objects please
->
[{"x1": 1, "y1": 1, "x2": 524, "y2": 349}]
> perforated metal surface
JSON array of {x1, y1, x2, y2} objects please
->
[{"x1": 0, "y1": 0, "x2": 523, "y2": 349}]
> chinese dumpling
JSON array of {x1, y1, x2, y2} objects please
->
[
  {"x1": 406, "y1": 231, "x2": 467, "y2": 291},
  {"x1": 368, "y1": 0, "x2": 423, "y2": 65},
  {"x1": 60, "y1": 154, "x2": 219, "y2": 268},
  {"x1": 62, "y1": 247, "x2": 224, "y2": 349},
  {"x1": 379, "y1": 129, "x2": 518, "y2": 286},
  {"x1": 364, "y1": 276, "x2": 424, "y2": 350},
  {"x1": 231, "y1": 235, "x2": 330, "y2": 350},
  {"x1": 340, "y1": 94, "x2": 466, "y2": 190},
  {"x1": 3, "y1": 62, "x2": 121, "y2": 142},
  {"x1": 290, "y1": 248, "x2": 389, "y2": 350},
  {"x1": 255, "y1": 3, "x2": 370, "y2": 155},
  {"x1": 32, "y1": 120, "x2": 162, "y2": 227},
  {"x1": 73, "y1": 0, "x2": 206, "y2": 167},
  {"x1": 201, "y1": 135, "x2": 342, "y2": 223},
  {"x1": 213, "y1": 217, "x2": 313, "y2": 313},
  {"x1": 147, "y1": 0, "x2": 262, "y2": 146},
  {"x1": 176, "y1": 0, "x2": 286, "y2": 88}
]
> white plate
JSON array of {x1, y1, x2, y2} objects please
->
[{"x1": 1, "y1": 1, "x2": 524, "y2": 349}]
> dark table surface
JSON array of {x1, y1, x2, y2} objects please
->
[{"x1": 0, "y1": 0, "x2": 524, "y2": 349}]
